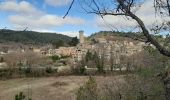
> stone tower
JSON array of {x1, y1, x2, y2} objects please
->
[{"x1": 79, "y1": 30, "x2": 84, "y2": 44}]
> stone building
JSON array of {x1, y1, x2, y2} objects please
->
[
  {"x1": 40, "y1": 31, "x2": 146, "y2": 66},
  {"x1": 79, "y1": 30, "x2": 84, "y2": 44}
]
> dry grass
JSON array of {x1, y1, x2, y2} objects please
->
[{"x1": 0, "y1": 75, "x2": 125, "y2": 100}]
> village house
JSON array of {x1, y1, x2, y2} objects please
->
[{"x1": 40, "y1": 30, "x2": 145, "y2": 66}]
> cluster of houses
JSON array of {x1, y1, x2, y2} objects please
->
[
  {"x1": 39, "y1": 31, "x2": 145, "y2": 64},
  {"x1": 0, "y1": 31, "x2": 145, "y2": 67}
]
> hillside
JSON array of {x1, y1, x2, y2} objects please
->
[
  {"x1": 89, "y1": 31, "x2": 146, "y2": 41},
  {"x1": 0, "y1": 29, "x2": 72, "y2": 45}
]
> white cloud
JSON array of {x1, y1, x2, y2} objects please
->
[
  {"x1": 96, "y1": 0, "x2": 170, "y2": 31},
  {"x1": 34, "y1": 30, "x2": 89, "y2": 37},
  {"x1": 59, "y1": 31, "x2": 88, "y2": 37},
  {"x1": 32, "y1": 30, "x2": 81, "y2": 37},
  {"x1": 0, "y1": 0, "x2": 86, "y2": 33},
  {"x1": 9, "y1": 14, "x2": 85, "y2": 30},
  {"x1": 45, "y1": 0, "x2": 72, "y2": 7},
  {"x1": 96, "y1": 16, "x2": 137, "y2": 31},
  {"x1": 58, "y1": 31, "x2": 79, "y2": 37},
  {"x1": 0, "y1": 1, "x2": 42, "y2": 15}
]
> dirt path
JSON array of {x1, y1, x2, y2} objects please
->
[{"x1": 0, "y1": 76, "x2": 124, "y2": 100}]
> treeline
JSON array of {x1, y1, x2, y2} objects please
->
[
  {"x1": 0, "y1": 29, "x2": 73, "y2": 45},
  {"x1": 90, "y1": 31, "x2": 146, "y2": 40},
  {"x1": 90, "y1": 31, "x2": 170, "y2": 49}
]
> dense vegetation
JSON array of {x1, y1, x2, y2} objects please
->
[
  {"x1": 90, "y1": 31, "x2": 146, "y2": 40},
  {"x1": 0, "y1": 29, "x2": 72, "y2": 45},
  {"x1": 90, "y1": 31, "x2": 170, "y2": 49},
  {"x1": 76, "y1": 47, "x2": 170, "y2": 100}
]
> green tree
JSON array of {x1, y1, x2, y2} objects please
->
[
  {"x1": 79, "y1": 59, "x2": 86, "y2": 74},
  {"x1": 69, "y1": 37, "x2": 79, "y2": 46},
  {"x1": 93, "y1": 51, "x2": 104, "y2": 73},
  {"x1": 85, "y1": 50, "x2": 93, "y2": 62},
  {"x1": 52, "y1": 40, "x2": 64, "y2": 49},
  {"x1": 15, "y1": 92, "x2": 32, "y2": 100},
  {"x1": 76, "y1": 76, "x2": 97, "y2": 100},
  {"x1": 15, "y1": 92, "x2": 25, "y2": 100},
  {"x1": 0, "y1": 29, "x2": 72, "y2": 45},
  {"x1": 49, "y1": 55, "x2": 60, "y2": 62}
]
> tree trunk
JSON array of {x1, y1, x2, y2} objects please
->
[{"x1": 118, "y1": 1, "x2": 170, "y2": 57}]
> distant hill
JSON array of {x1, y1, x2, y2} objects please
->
[
  {"x1": 89, "y1": 31, "x2": 146, "y2": 41},
  {"x1": 0, "y1": 29, "x2": 72, "y2": 45},
  {"x1": 89, "y1": 31, "x2": 170, "y2": 48}
]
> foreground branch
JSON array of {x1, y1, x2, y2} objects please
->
[
  {"x1": 116, "y1": 0, "x2": 170, "y2": 57},
  {"x1": 63, "y1": 0, "x2": 75, "y2": 18}
]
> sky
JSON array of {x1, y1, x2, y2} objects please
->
[{"x1": 0, "y1": 0, "x2": 169, "y2": 37}]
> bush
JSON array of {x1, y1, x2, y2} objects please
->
[
  {"x1": 45, "y1": 67, "x2": 53, "y2": 73},
  {"x1": 49, "y1": 55, "x2": 70, "y2": 63},
  {"x1": 49, "y1": 55, "x2": 60, "y2": 62},
  {"x1": 79, "y1": 66, "x2": 86, "y2": 75},
  {"x1": 72, "y1": 64, "x2": 86, "y2": 75},
  {"x1": 15, "y1": 92, "x2": 26, "y2": 100},
  {"x1": 96, "y1": 63, "x2": 104, "y2": 73},
  {"x1": 24, "y1": 67, "x2": 32, "y2": 75},
  {"x1": 15, "y1": 92, "x2": 32, "y2": 100},
  {"x1": 0, "y1": 57, "x2": 4, "y2": 63},
  {"x1": 0, "y1": 69, "x2": 12, "y2": 79},
  {"x1": 76, "y1": 76, "x2": 97, "y2": 100}
]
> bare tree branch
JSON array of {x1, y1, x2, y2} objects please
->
[
  {"x1": 64, "y1": 0, "x2": 170, "y2": 57},
  {"x1": 131, "y1": 13, "x2": 170, "y2": 56},
  {"x1": 154, "y1": 0, "x2": 170, "y2": 15},
  {"x1": 117, "y1": 0, "x2": 170, "y2": 57},
  {"x1": 63, "y1": 0, "x2": 75, "y2": 18},
  {"x1": 167, "y1": 0, "x2": 170, "y2": 15},
  {"x1": 88, "y1": 11, "x2": 126, "y2": 16},
  {"x1": 84, "y1": 0, "x2": 170, "y2": 57}
]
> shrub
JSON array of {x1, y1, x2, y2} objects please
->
[
  {"x1": 15, "y1": 92, "x2": 26, "y2": 100},
  {"x1": 49, "y1": 55, "x2": 60, "y2": 62},
  {"x1": 45, "y1": 67, "x2": 53, "y2": 73},
  {"x1": 96, "y1": 63, "x2": 104, "y2": 73},
  {"x1": 24, "y1": 67, "x2": 32, "y2": 75},
  {"x1": 0, "y1": 57, "x2": 4, "y2": 63},
  {"x1": 15, "y1": 92, "x2": 32, "y2": 100},
  {"x1": 76, "y1": 76, "x2": 97, "y2": 100},
  {"x1": 79, "y1": 66, "x2": 86, "y2": 75}
]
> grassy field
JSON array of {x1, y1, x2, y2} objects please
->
[{"x1": 0, "y1": 76, "x2": 125, "y2": 100}]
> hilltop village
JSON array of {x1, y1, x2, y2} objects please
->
[
  {"x1": 40, "y1": 31, "x2": 145, "y2": 64},
  {"x1": 0, "y1": 31, "x2": 146, "y2": 70}
]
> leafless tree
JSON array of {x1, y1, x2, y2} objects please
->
[
  {"x1": 154, "y1": 0, "x2": 170, "y2": 16},
  {"x1": 65, "y1": 0, "x2": 170, "y2": 57},
  {"x1": 63, "y1": 0, "x2": 170, "y2": 99}
]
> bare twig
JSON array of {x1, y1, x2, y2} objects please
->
[{"x1": 63, "y1": 0, "x2": 75, "y2": 18}]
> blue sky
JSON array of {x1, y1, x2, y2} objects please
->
[
  {"x1": 0, "y1": 0, "x2": 169, "y2": 37},
  {"x1": 0, "y1": 0, "x2": 102, "y2": 37}
]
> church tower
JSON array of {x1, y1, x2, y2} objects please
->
[{"x1": 79, "y1": 30, "x2": 84, "y2": 44}]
